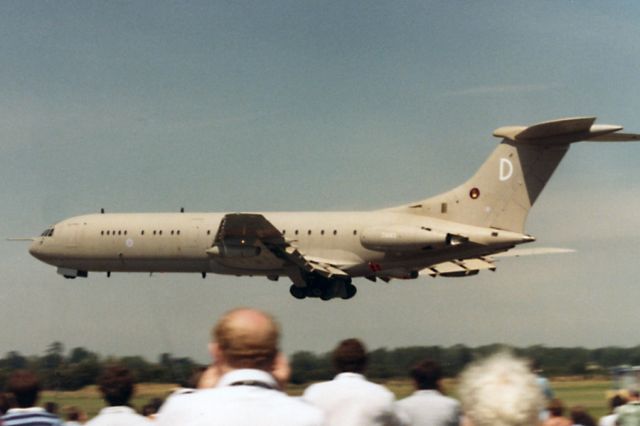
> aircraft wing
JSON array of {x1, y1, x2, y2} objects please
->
[
  {"x1": 215, "y1": 213, "x2": 284, "y2": 243},
  {"x1": 212, "y1": 213, "x2": 350, "y2": 280}
]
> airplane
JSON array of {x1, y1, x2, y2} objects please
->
[{"x1": 26, "y1": 116, "x2": 640, "y2": 300}]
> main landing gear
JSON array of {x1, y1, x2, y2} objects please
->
[{"x1": 289, "y1": 277, "x2": 357, "y2": 301}]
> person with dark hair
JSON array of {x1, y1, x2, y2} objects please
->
[
  {"x1": 1, "y1": 370, "x2": 62, "y2": 426},
  {"x1": 157, "y1": 307, "x2": 324, "y2": 426},
  {"x1": 302, "y1": 338, "x2": 405, "y2": 426},
  {"x1": 44, "y1": 402, "x2": 59, "y2": 416},
  {"x1": 543, "y1": 398, "x2": 572, "y2": 426},
  {"x1": 570, "y1": 406, "x2": 596, "y2": 426},
  {"x1": 615, "y1": 390, "x2": 640, "y2": 426},
  {"x1": 84, "y1": 365, "x2": 150, "y2": 426},
  {"x1": 396, "y1": 359, "x2": 460, "y2": 426},
  {"x1": 598, "y1": 395, "x2": 626, "y2": 426},
  {"x1": 63, "y1": 406, "x2": 87, "y2": 426},
  {"x1": 0, "y1": 393, "x2": 11, "y2": 416},
  {"x1": 141, "y1": 398, "x2": 163, "y2": 420}
]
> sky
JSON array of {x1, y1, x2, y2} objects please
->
[{"x1": 2, "y1": 1, "x2": 640, "y2": 363}]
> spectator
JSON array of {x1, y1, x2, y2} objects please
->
[
  {"x1": 598, "y1": 395, "x2": 626, "y2": 426},
  {"x1": 141, "y1": 398, "x2": 163, "y2": 420},
  {"x1": 63, "y1": 406, "x2": 87, "y2": 426},
  {"x1": 1, "y1": 370, "x2": 62, "y2": 426},
  {"x1": 302, "y1": 338, "x2": 405, "y2": 426},
  {"x1": 157, "y1": 307, "x2": 324, "y2": 426},
  {"x1": 543, "y1": 399, "x2": 573, "y2": 426},
  {"x1": 570, "y1": 406, "x2": 596, "y2": 426},
  {"x1": 615, "y1": 390, "x2": 640, "y2": 426},
  {"x1": 531, "y1": 359, "x2": 555, "y2": 401},
  {"x1": 397, "y1": 358, "x2": 460, "y2": 426},
  {"x1": 0, "y1": 393, "x2": 11, "y2": 416},
  {"x1": 45, "y1": 402, "x2": 59, "y2": 416},
  {"x1": 458, "y1": 352, "x2": 544, "y2": 426},
  {"x1": 85, "y1": 365, "x2": 150, "y2": 426}
]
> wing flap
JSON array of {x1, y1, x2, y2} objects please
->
[{"x1": 421, "y1": 257, "x2": 496, "y2": 277}]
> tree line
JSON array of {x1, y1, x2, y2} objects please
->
[{"x1": 2, "y1": 342, "x2": 640, "y2": 390}]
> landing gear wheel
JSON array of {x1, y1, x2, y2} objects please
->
[
  {"x1": 289, "y1": 285, "x2": 307, "y2": 299},
  {"x1": 342, "y1": 284, "x2": 357, "y2": 300},
  {"x1": 320, "y1": 288, "x2": 333, "y2": 301}
]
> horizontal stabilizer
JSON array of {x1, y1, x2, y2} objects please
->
[{"x1": 493, "y1": 117, "x2": 637, "y2": 145}]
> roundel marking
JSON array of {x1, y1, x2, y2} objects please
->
[
  {"x1": 499, "y1": 158, "x2": 514, "y2": 181},
  {"x1": 469, "y1": 187, "x2": 480, "y2": 199}
]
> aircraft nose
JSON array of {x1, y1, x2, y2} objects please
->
[{"x1": 29, "y1": 240, "x2": 43, "y2": 259}]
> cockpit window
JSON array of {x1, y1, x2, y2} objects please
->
[{"x1": 40, "y1": 228, "x2": 54, "y2": 237}]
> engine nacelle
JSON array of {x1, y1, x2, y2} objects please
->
[
  {"x1": 207, "y1": 244, "x2": 261, "y2": 258},
  {"x1": 360, "y1": 225, "x2": 449, "y2": 252}
]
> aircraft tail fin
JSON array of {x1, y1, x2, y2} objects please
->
[{"x1": 396, "y1": 117, "x2": 639, "y2": 233}]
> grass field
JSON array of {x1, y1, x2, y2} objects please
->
[{"x1": 41, "y1": 378, "x2": 614, "y2": 420}]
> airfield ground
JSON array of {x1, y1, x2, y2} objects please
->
[{"x1": 42, "y1": 378, "x2": 613, "y2": 419}]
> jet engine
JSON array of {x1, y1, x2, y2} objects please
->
[{"x1": 360, "y1": 225, "x2": 449, "y2": 251}]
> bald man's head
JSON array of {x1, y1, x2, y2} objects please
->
[{"x1": 211, "y1": 308, "x2": 280, "y2": 371}]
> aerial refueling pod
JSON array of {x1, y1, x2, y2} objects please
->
[{"x1": 360, "y1": 225, "x2": 449, "y2": 251}]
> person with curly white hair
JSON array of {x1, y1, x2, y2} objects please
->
[{"x1": 457, "y1": 352, "x2": 545, "y2": 426}]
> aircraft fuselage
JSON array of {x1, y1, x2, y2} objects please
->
[{"x1": 29, "y1": 211, "x2": 529, "y2": 278}]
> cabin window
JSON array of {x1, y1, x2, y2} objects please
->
[
  {"x1": 171, "y1": 230, "x2": 175, "y2": 235},
  {"x1": 153, "y1": 230, "x2": 157, "y2": 235},
  {"x1": 141, "y1": 230, "x2": 145, "y2": 235},
  {"x1": 321, "y1": 230, "x2": 325, "y2": 235},
  {"x1": 124, "y1": 231, "x2": 128, "y2": 235},
  {"x1": 177, "y1": 230, "x2": 181, "y2": 235},
  {"x1": 353, "y1": 230, "x2": 357, "y2": 236},
  {"x1": 101, "y1": 231, "x2": 104, "y2": 235},
  {"x1": 282, "y1": 230, "x2": 286, "y2": 235},
  {"x1": 333, "y1": 230, "x2": 337, "y2": 235},
  {"x1": 307, "y1": 230, "x2": 312, "y2": 235},
  {"x1": 207, "y1": 230, "x2": 211, "y2": 235},
  {"x1": 295, "y1": 230, "x2": 299, "y2": 235},
  {"x1": 118, "y1": 231, "x2": 121, "y2": 235},
  {"x1": 159, "y1": 230, "x2": 163, "y2": 235}
]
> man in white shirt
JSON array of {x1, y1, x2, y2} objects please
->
[
  {"x1": 85, "y1": 365, "x2": 151, "y2": 426},
  {"x1": 397, "y1": 359, "x2": 460, "y2": 426},
  {"x1": 302, "y1": 338, "x2": 405, "y2": 426},
  {"x1": 157, "y1": 307, "x2": 324, "y2": 426}
]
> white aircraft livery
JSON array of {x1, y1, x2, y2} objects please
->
[{"x1": 27, "y1": 117, "x2": 640, "y2": 300}]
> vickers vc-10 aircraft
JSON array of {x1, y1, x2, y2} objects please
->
[{"x1": 27, "y1": 117, "x2": 640, "y2": 300}]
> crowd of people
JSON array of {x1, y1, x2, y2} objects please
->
[{"x1": 0, "y1": 307, "x2": 637, "y2": 426}]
